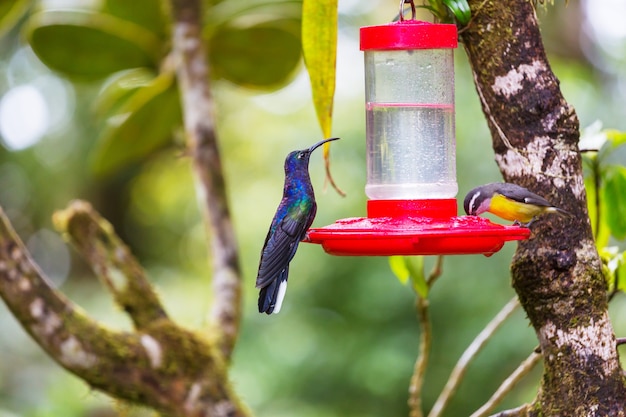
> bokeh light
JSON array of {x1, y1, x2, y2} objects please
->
[{"x1": 0, "y1": 84, "x2": 49, "y2": 150}]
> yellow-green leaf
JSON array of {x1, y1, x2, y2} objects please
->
[
  {"x1": 618, "y1": 251, "x2": 626, "y2": 293},
  {"x1": 606, "y1": 129, "x2": 626, "y2": 148},
  {"x1": 405, "y1": 256, "x2": 428, "y2": 298},
  {"x1": 0, "y1": 0, "x2": 31, "y2": 39},
  {"x1": 302, "y1": 0, "x2": 336, "y2": 138},
  {"x1": 389, "y1": 256, "x2": 410, "y2": 285},
  {"x1": 302, "y1": 0, "x2": 344, "y2": 195},
  {"x1": 585, "y1": 173, "x2": 610, "y2": 249},
  {"x1": 603, "y1": 165, "x2": 626, "y2": 239},
  {"x1": 388, "y1": 256, "x2": 429, "y2": 298}
]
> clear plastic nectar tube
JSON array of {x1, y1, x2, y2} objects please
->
[{"x1": 361, "y1": 21, "x2": 458, "y2": 200}]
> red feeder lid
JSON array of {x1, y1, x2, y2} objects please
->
[
  {"x1": 305, "y1": 199, "x2": 530, "y2": 257},
  {"x1": 360, "y1": 20, "x2": 458, "y2": 51}
]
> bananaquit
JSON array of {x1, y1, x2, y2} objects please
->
[{"x1": 463, "y1": 182, "x2": 571, "y2": 227}]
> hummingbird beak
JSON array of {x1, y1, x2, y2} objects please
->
[{"x1": 308, "y1": 137, "x2": 340, "y2": 153}]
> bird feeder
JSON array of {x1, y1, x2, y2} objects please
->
[{"x1": 305, "y1": 8, "x2": 530, "y2": 256}]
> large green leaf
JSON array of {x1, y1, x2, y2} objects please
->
[
  {"x1": 104, "y1": 0, "x2": 166, "y2": 37},
  {"x1": 25, "y1": 10, "x2": 162, "y2": 80},
  {"x1": 602, "y1": 165, "x2": 626, "y2": 239},
  {"x1": 0, "y1": 0, "x2": 31, "y2": 39},
  {"x1": 91, "y1": 72, "x2": 182, "y2": 176},
  {"x1": 209, "y1": 19, "x2": 301, "y2": 88}
]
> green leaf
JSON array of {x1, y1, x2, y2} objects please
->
[
  {"x1": 606, "y1": 129, "x2": 626, "y2": 148},
  {"x1": 388, "y1": 256, "x2": 428, "y2": 298},
  {"x1": 94, "y1": 68, "x2": 157, "y2": 118},
  {"x1": 301, "y1": 0, "x2": 343, "y2": 194},
  {"x1": 25, "y1": 10, "x2": 162, "y2": 80},
  {"x1": 602, "y1": 165, "x2": 626, "y2": 239},
  {"x1": 302, "y1": 0, "x2": 336, "y2": 138},
  {"x1": 421, "y1": 0, "x2": 447, "y2": 21},
  {"x1": 598, "y1": 246, "x2": 618, "y2": 292},
  {"x1": 104, "y1": 0, "x2": 166, "y2": 37},
  {"x1": 406, "y1": 256, "x2": 428, "y2": 298},
  {"x1": 584, "y1": 174, "x2": 597, "y2": 233},
  {"x1": 442, "y1": 0, "x2": 471, "y2": 24},
  {"x1": 209, "y1": 19, "x2": 301, "y2": 89},
  {"x1": 389, "y1": 256, "x2": 410, "y2": 285},
  {"x1": 205, "y1": 0, "x2": 301, "y2": 30},
  {"x1": 618, "y1": 251, "x2": 626, "y2": 293},
  {"x1": 585, "y1": 174, "x2": 610, "y2": 249},
  {"x1": 91, "y1": 71, "x2": 182, "y2": 176},
  {"x1": 0, "y1": 0, "x2": 31, "y2": 39}
]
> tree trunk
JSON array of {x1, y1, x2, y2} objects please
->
[{"x1": 460, "y1": 1, "x2": 626, "y2": 415}]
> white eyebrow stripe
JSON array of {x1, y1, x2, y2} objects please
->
[{"x1": 468, "y1": 191, "x2": 481, "y2": 213}]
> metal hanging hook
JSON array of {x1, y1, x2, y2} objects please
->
[{"x1": 398, "y1": 0, "x2": 416, "y2": 21}]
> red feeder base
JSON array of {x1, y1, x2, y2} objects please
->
[{"x1": 305, "y1": 199, "x2": 530, "y2": 257}]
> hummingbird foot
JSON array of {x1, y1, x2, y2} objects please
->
[{"x1": 513, "y1": 219, "x2": 535, "y2": 228}]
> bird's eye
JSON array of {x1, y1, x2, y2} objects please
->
[{"x1": 297, "y1": 152, "x2": 304, "y2": 159}]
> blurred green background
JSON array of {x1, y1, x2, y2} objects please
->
[{"x1": 1, "y1": 0, "x2": 626, "y2": 416}]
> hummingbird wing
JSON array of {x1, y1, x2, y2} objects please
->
[
  {"x1": 255, "y1": 203, "x2": 314, "y2": 290},
  {"x1": 256, "y1": 202, "x2": 316, "y2": 314}
]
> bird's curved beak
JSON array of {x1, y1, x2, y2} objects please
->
[{"x1": 309, "y1": 137, "x2": 340, "y2": 153}]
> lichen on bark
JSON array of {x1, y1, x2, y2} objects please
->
[{"x1": 0, "y1": 203, "x2": 249, "y2": 417}]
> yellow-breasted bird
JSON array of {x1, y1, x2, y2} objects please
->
[{"x1": 463, "y1": 182, "x2": 571, "y2": 227}]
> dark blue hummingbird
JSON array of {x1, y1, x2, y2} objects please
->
[{"x1": 256, "y1": 137, "x2": 340, "y2": 314}]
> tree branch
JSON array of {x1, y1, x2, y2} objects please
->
[
  {"x1": 489, "y1": 404, "x2": 533, "y2": 417},
  {"x1": 168, "y1": 0, "x2": 243, "y2": 361},
  {"x1": 461, "y1": 0, "x2": 626, "y2": 414},
  {"x1": 53, "y1": 200, "x2": 167, "y2": 330},
  {"x1": 408, "y1": 257, "x2": 444, "y2": 417},
  {"x1": 408, "y1": 296, "x2": 431, "y2": 417},
  {"x1": 0, "y1": 204, "x2": 249, "y2": 417},
  {"x1": 428, "y1": 297, "x2": 520, "y2": 417},
  {"x1": 470, "y1": 352, "x2": 541, "y2": 417}
]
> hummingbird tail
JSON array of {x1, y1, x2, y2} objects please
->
[{"x1": 258, "y1": 270, "x2": 289, "y2": 315}]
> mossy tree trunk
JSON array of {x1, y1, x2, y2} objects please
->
[{"x1": 461, "y1": 0, "x2": 626, "y2": 415}]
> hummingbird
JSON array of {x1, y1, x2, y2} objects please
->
[{"x1": 256, "y1": 137, "x2": 340, "y2": 314}]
